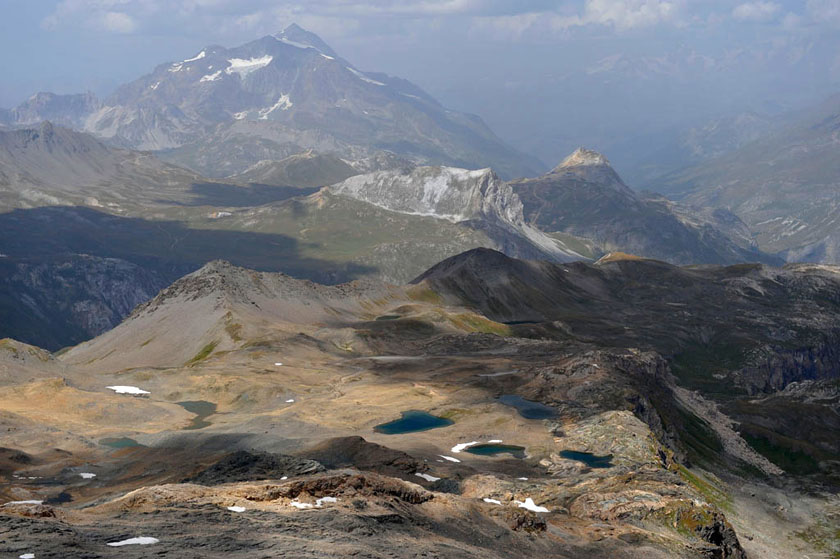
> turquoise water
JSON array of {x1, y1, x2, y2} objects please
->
[
  {"x1": 498, "y1": 395, "x2": 557, "y2": 420},
  {"x1": 374, "y1": 410, "x2": 454, "y2": 434},
  {"x1": 558, "y1": 450, "x2": 613, "y2": 468},
  {"x1": 177, "y1": 400, "x2": 217, "y2": 430},
  {"x1": 100, "y1": 437, "x2": 142, "y2": 449},
  {"x1": 464, "y1": 444, "x2": 526, "y2": 458}
]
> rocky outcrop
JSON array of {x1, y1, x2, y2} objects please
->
[
  {"x1": 333, "y1": 166, "x2": 583, "y2": 261},
  {"x1": 0, "y1": 255, "x2": 171, "y2": 350},
  {"x1": 185, "y1": 451, "x2": 325, "y2": 485},
  {"x1": 735, "y1": 334, "x2": 840, "y2": 394}
]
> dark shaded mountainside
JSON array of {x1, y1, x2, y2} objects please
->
[
  {"x1": 0, "y1": 24, "x2": 543, "y2": 180},
  {"x1": 415, "y1": 248, "x2": 840, "y2": 481},
  {"x1": 653, "y1": 93, "x2": 840, "y2": 264}
]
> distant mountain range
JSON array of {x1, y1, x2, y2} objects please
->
[
  {"x1": 0, "y1": 24, "x2": 542, "y2": 180},
  {"x1": 654, "y1": 93, "x2": 840, "y2": 264}
]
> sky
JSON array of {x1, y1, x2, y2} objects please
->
[{"x1": 2, "y1": 0, "x2": 839, "y2": 177}]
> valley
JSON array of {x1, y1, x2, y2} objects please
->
[{"x1": 0, "y1": 251, "x2": 838, "y2": 557}]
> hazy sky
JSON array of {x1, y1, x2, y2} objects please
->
[{"x1": 2, "y1": 1, "x2": 839, "y2": 172}]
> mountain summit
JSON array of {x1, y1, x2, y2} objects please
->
[
  {"x1": 555, "y1": 147, "x2": 611, "y2": 169},
  {"x1": 273, "y1": 23, "x2": 338, "y2": 58}
]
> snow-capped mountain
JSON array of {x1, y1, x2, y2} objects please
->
[{"x1": 4, "y1": 24, "x2": 542, "y2": 179}]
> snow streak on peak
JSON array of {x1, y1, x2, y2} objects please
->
[
  {"x1": 225, "y1": 56, "x2": 273, "y2": 78},
  {"x1": 347, "y1": 67, "x2": 385, "y2": 86}
]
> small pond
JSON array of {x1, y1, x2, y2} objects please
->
[
  {"x1": 373, "y1": 410, "x2": 454, "y2": 435},
  {"x1": 177, "y1": 400, "x2": 217, "y2": 430},
  {"x1": 498, "y1": 395, "x2": 557, "y2": 420},
  {"x1": 99, "y1": 437, "x2": 143, "y2": 449},
  {"x1": 558, "y1": 450, "x2": 613, "y2": 469},
  {"x1": 464, "y1": 444, "x2": 526, "y2": 459}
]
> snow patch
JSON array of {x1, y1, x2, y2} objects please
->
[
  {"x1": 451, "y1": 441, "x2": 479, "y2": 453},
  {"x1": 106, "y1": 537, "x2": 160, "y2": 547},
  {"x1": 483, "y1": 498, "x2": 502, "y2": 505},
  {"x1": 346, "y1": 67, "x2": 385, "y2": 86},
  {"x1": 79, "y1": 473, "x2": 97, "y2": 479},
  {"x1": 233, "y1": 111, "x2": 248, "y2": 120},
  {"x1": 106, "y1": 386, "x2": 150, "y2": 395},
  {"x1": 226, "y1": 506, "x2": 246, "y2": 513},
  {"x1": 515, "y1": 498, "x2": 549, "y2": 513},
  {"x1": 285, "y1": 399, "x2": 295, "y2": 403},
  {"x1": 259, "y1": 94, "x2": 293, "y2": 119},
  {"x1": 488, "y1": 439, "x2": 503, "y2": 444},
  {"x1": 415, "y1": 473, "x2": 440, "y2": 482},
  {"x1": 320, "y1": 53, "x2": 335, "y2": 60},
  {"x1": 3, "y1": 500, "x2": 43, "y2": 506},
  {"x1": 316, "y1": 497, "x2": 338, "y2": 506},
  {"x1": 277, "y1": 37, "x2": 312, "y2": 50},
  {"x1": 225, "y1": 56, "x2": 273, "y2": 78},
  {"x1": 439, "y1": 455, "x2": 461, "y2": 463},
  {"x1": 200, "y1": 70, "x2": 222, "y2": 82},
  {"x1": 183, "y1": 50, "x2": 206, "y2": 63},
  {"x1": 150, "y1": 82, "x2": 160, "y2": 90},
  {"x1": 290, "y1": 500, "x2": 313, "y2": 509},
  {"x1": 19, "y1": 554, "x2": 35, "y2": 559},
  {"x1": 274, "y1": 362, "x2": 283, "y2": 366}
]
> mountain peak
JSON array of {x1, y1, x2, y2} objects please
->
[
  {"x1": 273, "y1": 23, "x2": 338, "y2": 58},
  {"x1": 555, "y1": 148, "x2": 611, "y2": 170}
]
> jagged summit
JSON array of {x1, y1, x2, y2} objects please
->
[{"x1": 555, "y1": 147, "x2": 612, "y2": 170}]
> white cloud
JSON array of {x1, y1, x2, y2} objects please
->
[
  {"x1": 732, "y1": 2, "x2": 780, "y2": 23},
  {"x1": 580, "y1": 0, "x2": 680, "y2": 30},
  {"x1": 474, "y1": 0, "x2": 682, "y2": 37},
  {"x1": 101, "y1": 11, "x2": 136, "y2": 32},
  {"x1": 806, "y1": 0, "x2": 840, "y2": 26}
]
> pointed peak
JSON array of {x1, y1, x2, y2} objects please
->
[
  {"x1": 273, "y1": 23, "x2": 338, "y2": 58},
  {"x1": 555, "y1": 148, "x2": 611, "y2": 171}
]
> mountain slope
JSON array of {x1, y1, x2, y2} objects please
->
[
  {"x1": 0, "y1": 122, "x2": 209, "y2": 210},
  {"x1": 228, "y1": 150, "x2": 358, "y2": 187},
  {"x1": 331, "y1": 166, "x2": 584, "y2": 262},
  {"x1": 654, "y1": 93, "x2": 840, "y2": 264},
  {"x1": 10, "y1": 25, "x2": 542, "y2": 179},
  {"x1": 510, "y1": 148, "x2": 774, "y2": 265},
  {"x1": 62, "y1": 259, "x2": 388, "y2": 371},
  {"x1": 414, "y1": 248, "x2": 840, "y2": 479}
]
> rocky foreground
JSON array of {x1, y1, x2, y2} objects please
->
[{"x1": 1, "y1": 250, "x2": 838, "y2": 558}]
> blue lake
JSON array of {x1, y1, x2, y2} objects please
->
[
  {"x1": 498, "y1": 395, "x2": 557, "y2": 420},
  {"x1": 559, "y1": 450, "x2": 613, "y2": 469},
  {"x1": 464, "y1": 444, "x2": 526, "y2": 459},
  {"x1": 100, "y1": 437, "x2": 142, "y2": 449},
  {"x1": 177, "y1": 400, "x2": 217, "y2": 430},
  {"x1": 373, "y1": 410, "x2": 454, "y2": 434}
]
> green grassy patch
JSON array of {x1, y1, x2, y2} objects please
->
[
  {"x1": 406, "y1": 286, "x2": 444, "y2": 305},
  {"x1": 741, "y1": 431, "x2": 821, "y2": 475},
  {"x1": 449, "y1": 313, "x2": 512, "y2": 336},
  {"x1": 676, "y1": 466, "x2": 733, "y2": 512},
  {"x1": 188, "y1": 341, "x2": 219, "y2": 365}
]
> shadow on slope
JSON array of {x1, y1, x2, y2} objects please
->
[
  {"x1": 165, "y1": 182, "x2": 320, "y2": 207},
  {"x1": 0, "y1": 206, "x2": 377, "y2": 349}
]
